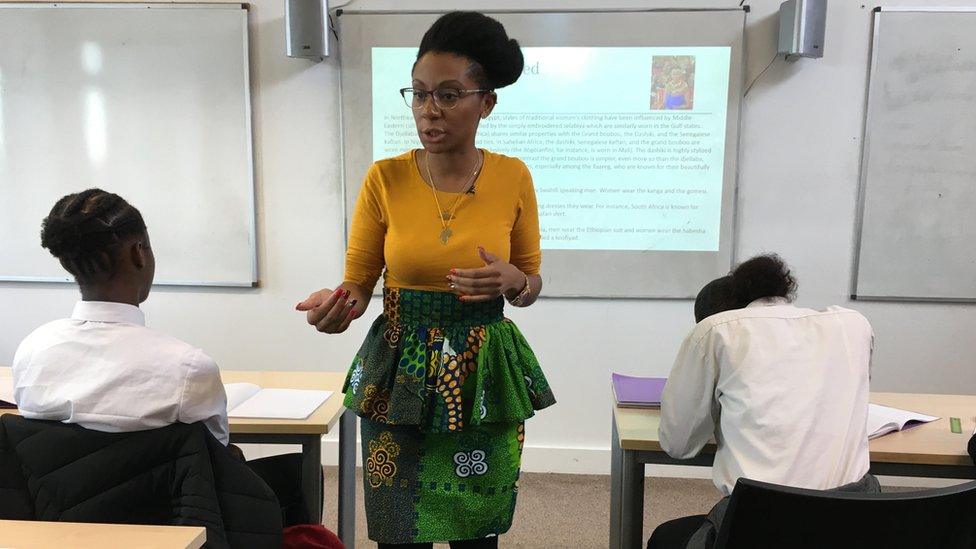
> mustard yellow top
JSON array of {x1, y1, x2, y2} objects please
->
[{"x1": 344, "y1": 149, "x2": 542, "y2": 292}]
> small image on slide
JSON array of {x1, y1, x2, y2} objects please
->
[{"x1": 650, "y1": 55, "x2": 695, "y2": 110}]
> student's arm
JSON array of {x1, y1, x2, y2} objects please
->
[
  {"x1": 659, "y1": 329, "x2": 719, "y2": 459},
  {"x1": 178, "y1": 348, "x2": 230, "y2": 446}
]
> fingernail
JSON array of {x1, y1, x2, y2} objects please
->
[
  {"x1": 350, "y1": 299, "x2": 358, "y2": 307},
  {"x1": 449, "y1": 283, "x2": 456, "y2": 289},
  {"x1": 450, "y1": 269, "x2": 457, "y2": 275},
  {"x1": 343, "y1": 290, "x2": 351, "y2": 298}
]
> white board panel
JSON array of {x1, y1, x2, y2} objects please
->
[
  {"x1": 853, "y1": 8, "x2": 976, "y2": 302},
  {"x1": 0, "y1": 3, "x2": 257, "y2": 286}
]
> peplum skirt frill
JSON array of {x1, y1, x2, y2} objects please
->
[{"x1": 342, "y1": 287, "x2": 555, "y2": 543}]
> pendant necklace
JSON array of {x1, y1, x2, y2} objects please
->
[{"x1": 424, "y1": 150, "x2": 482, "y2": 245}]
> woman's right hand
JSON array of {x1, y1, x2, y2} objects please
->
[{"x1": 296, "y1": 285, "x2": 365, "y2": 334}]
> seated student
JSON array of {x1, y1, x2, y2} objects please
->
[
  {"x1": 12, "y1": 188, "x2": 311, "y2": 526},
  {"x1": 649, "y1": 254, "x2": 879, "y2": 549}
]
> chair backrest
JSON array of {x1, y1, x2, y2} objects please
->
[
  {"x1": 0, "y1": 415, "x2": 282, "y2": 549},
  {"x1": 714, "y1": 477, "x2": 976, "y2": 549}
]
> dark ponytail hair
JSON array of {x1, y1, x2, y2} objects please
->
[
  {"x1": 40, "y1": 188, "x2": 147, "y2": 284},
  {"x1": 417, "y1": 11, "x2": 524, "y2": 89},
  {"x1": 728, "y1": 254, "x2": 797, "y2": 307}
]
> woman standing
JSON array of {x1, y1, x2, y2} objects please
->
[{"x1": 297, "y1": 12, "x2": 555, "y2": 549}]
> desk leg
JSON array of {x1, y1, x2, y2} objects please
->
[
  {"x1": 301, "y1": 434, "x2": 323, "y2": 525},
  {"x1": 610, "y1": 414, "x2": 624, "y2": 549},
  {"x1": 621, "y1": 448, "x2": 645, "y2": 549},
  {"x1": 337, "y1": 409, "x2": 356, "y2": 547},
  {"x1": 610, "y1": 410, "x2": 645, "y2": 549}
]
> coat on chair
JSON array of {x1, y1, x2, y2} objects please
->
[{"x1": 0, "y1": 415, "x2": 282, "y2": 549}]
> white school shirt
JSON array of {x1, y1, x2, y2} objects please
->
[
  {"x1": 660, "y1": 298, "x2": 873, "y2": 496},
  {"x1": 12, "y1": 301, "x2": 229, "y2": 445}
]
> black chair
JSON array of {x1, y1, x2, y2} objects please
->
[
  {"x1": 714, "y1": 477, "x2": 976, "y2": 549},
  {"x1": 0, "y1": 415, "x2": 282, "y2": 548}
]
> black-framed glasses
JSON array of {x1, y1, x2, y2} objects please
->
[{"x1": 399, "y1": 87, "x2": 492, "y2": 110}]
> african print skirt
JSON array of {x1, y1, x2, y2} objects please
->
[{"x1": 342, "y1": 287, "x2": 555, "y2": 543}]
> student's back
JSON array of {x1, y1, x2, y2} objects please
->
[
  {"x1": 661, "y1": 256, "x2": 874, "y2": 497},
  {"x1": 13, "y1": 300, "x2": 227, "y2": 443},
  {"x1": 12, "y1": 188, "x2": 228, "y2": 445},
  {"x1": 685, "y1": 299, "x2": 871, "y2": 493}
]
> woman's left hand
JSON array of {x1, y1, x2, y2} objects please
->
[{"x1": 448, "y1": 247, "x2": 525, "y2": 302}]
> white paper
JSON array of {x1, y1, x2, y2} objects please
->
[
  {"x1": 228, "y1": 388, "x2": 332, "y2": 419},
  {"x1": 224, "y1": 383, "x2": 261, "y2": 412},
  {"x1": 0, "y1": 376, "x2": 15, "y2": 405},
  {"x1": 867, "y1": 403, "x2": 939, "y2": 439}
]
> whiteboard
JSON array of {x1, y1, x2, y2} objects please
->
[
  {"x1": 337, "y1": 9, "x2": 745, "y2": 298},
  {"x1": 853, "y1": 8, "x2": 976, "y2": 302},
  {"x1": 0, "y1": 3, "x2": 257, "y2": 287}
]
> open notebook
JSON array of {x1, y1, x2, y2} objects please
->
[
  {"x1": 612, "y1": 373, "x2": 667, "y2": 409},
  {"x1": 867, "y1": 403, "x2": 939, "y2": 440},
  {"x1": 0, "y1": 376, "x2": 15, "y2": 409},
  {"x1": 225, "y1": 383, "x2": 332, "y2": 420}
]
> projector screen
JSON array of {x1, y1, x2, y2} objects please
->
[{"x1": 339, "y1": 10, "x2": 746, "y2": 298}]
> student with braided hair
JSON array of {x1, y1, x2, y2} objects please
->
[
  {"x1": 10, "y1": 188, "x2": 227, "y2": 439},
  {"x1": 12, "y1": 189, "x2": 315, "y2": 526}
]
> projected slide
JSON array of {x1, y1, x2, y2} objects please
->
[{"x1": 372, "y1": 47, "x2": 731, "y2": 252}]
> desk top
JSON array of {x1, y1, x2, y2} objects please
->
[
  {"x1": 0, "y1": 367, "x2": 347, "y2": 436},
  {"x1": 615, "y1": 392, "x2": 976, "y2": 467},
  {"x1": 0, "y1": 520, "x2": 205, "y2": 549},
  {"x1": 221, "y1": 370, "x2": 347, "y2": 435}
]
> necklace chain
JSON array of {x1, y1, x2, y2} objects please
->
[{"x1": 424, "y1": 150, "x2": 481, "y2": 244}]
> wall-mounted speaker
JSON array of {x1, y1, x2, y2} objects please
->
[
  {"x1": 285, "y1": 0, "x2": 329, "y2": 61},
  {"x1": 778, "y1": 0, "x2": 827, "y2": 59}
]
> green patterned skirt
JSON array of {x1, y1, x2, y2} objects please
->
[{"x1": 342, "y1": 288, "x2": 555, "y2": 543}]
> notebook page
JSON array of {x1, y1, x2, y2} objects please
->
[
  {"x1": 866, "y1": 411, "x2": 897, "y2": 439},
  {"x1": 867, "y1": 403, "x2": 939, "y2": 439},
  {"x1": 0, "y1": 376, "x2": 15, "y2": 407},
  {"x1": 224, "y1": 383, "x2": 261, "y2": 412},
  {"x1": 228, "y1": 388, "x2": 333, "y2": 419}
]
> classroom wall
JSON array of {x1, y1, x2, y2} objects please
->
[{"x1": 1, "y1": 0, "x2": 974, "y2": 475}]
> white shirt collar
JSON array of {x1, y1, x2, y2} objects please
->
[
  {"x1": 71, "y1": 301, "x2": 146, "y2": 326},
  {"x1": 746, "y1": 296, "x2": 791, "y2": 308}
]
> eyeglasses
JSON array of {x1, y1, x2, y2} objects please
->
[{"x1": 399, "y1": 87, "x2": 492, "y2": 110}]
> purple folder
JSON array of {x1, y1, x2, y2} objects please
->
[{"x1": 612, "y1": 373, "x2": 667, "y2": 408}]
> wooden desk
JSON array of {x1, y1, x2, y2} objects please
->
[
  {"x1": 610, "y1": 393, "x2": 976, "y2": 549},
  {"x1": 0, "y1": 368, "x2": 356, "y2": 548},
  {"x1": 220, "y1": 370, "x2": 356, "y2": 548},
  {"x1": 0, "y1": 520, "x2": 205, "y2": 548}
]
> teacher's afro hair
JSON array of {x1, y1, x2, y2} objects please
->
[{"x1": 417, "y1": 11, "x2": 524, "y2": 89}]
